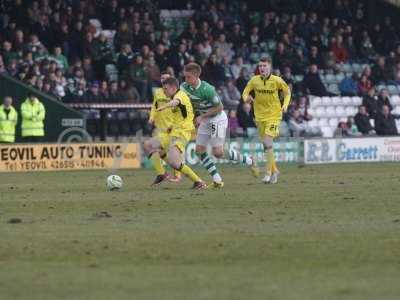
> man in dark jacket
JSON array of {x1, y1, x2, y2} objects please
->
[
  {"x1": 362, "y1": 87, "x2": 378, "y2": 118},
  {"x1": 375, "y1": 105, "x2": 399, "y2": 136},
  {"x1": 302, "y1": 64, "x2": 330, "y2": 96},
  {"x1": 377, "y1": 88, "x2": 393, "y2": 112},
  {"x1": 237, "y1": 102, "x2": 257, "y2": 137},
  {"x1": 354, "y1": 105, "x2": 375, "y2": 135}
]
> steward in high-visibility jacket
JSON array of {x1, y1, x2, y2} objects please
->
[
  {"x1": 21, "y1": 95, "x2": 46, "y2": 139},
  {"x1": 0, "y1": 96, "x2": 18, "y2": 143}
]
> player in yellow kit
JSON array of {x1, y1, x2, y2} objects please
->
[
  {"x1": 241, "y1": 57, "x2": 291, "y2": 184},
  {"x1": 144, "y1": 77, "x2": 207, "y2": 189},
  {"x1": 147, "y1": 71, "x2": 181, "y2": 182}
]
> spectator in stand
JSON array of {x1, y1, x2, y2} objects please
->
[
  {"x1": 108, "y1": 81, "x2": 124, "y2": 102},
  {"x1": 295, "y1": 96, "x2": 313, "y2": 121},
  {"x1": 359, "y1": 31, "x2": 376, "y2": 61},
  {"x1": 114, "y1": 22, "x2": 133, "y2": 52},
  {"x1": 214, "y1": 34, "x2": 233, "y2": 61},
  {"x1": 99, "y1": 81, "x2": 109, "y2": 99},
  {"x1": 377, "y1": 89, "x2": 393, "y2": 111},
  {"x1": 288, "y1": 109, "x2": 321, "y2": 137},
  {"x1": 292, "y1": 48, "x2": 309, "y2": 75},
  {"x1": 51, "y1": 46, "x2": 68, "y2": 70},
  {"x1": 339, "y1": 73, "x2": 359, "y2": 96},
  {"x1": 128, "y1": 55, "x2": 148, "y2": 101},
  {"x1": 230, "y1": 56, "x2": 244, "y2": 80},
  {"x1": 362, "y1": 87, "x2": 378, "y2": 118},
  {"x1": 117, "y1": 44, "x2": 135, "y2": 78},
  {"x1": 167, "y1": 43, "x2": 189, "y2": 75},
  {"x1": 221, "y1": 79, "x2": 241, "y2": 110},
  {"x1": 354, "y1": 105, "x2": 376, "y2": 135},
  {"x1": 84, "y1": 82, "x2": 103, "y2": 102},
  {"x1": 334, "y1": 120, "x2": 360, "y2": 137},
  {"x1": 92, "y1": 33, "x2": 115, "y2": 81},
  {"x1": 375, "y1": 105, "x2": 399, "y2": 136},
  {"x1": 358, "y1": 74, "x2": 373, "y2": 96},
  {"x1": 237, "y1": 102, "x2": 257, "y2": 138},
  {"x1": 273, "y1": 42, "x2": 293, "y2": 71},
  {"x1": 309, "y1": 46, "x2": 323, "y2": 68},
  {"x1": 302, "y1": 64, "x2": 330, "y2": 96},
  {"x1": 202, "y1": 54, "x2": 225, "y2": 87},
  {"x1": 330, "y1": 35, "x2": 348, "y2": 63},
  {"x1": 372, "y1": 56, "x2": 392, "y2": 84},
  {"x1": 124, "y1": 80, "x2": 141, "y2": 102},
  {"x1": 235, "y1": 67, "x2": 250, "y2": 94},
  {"x1": 228, "y1": 110, "x2": 241, "y2": 138}
]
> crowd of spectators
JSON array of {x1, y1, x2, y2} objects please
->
[{"x1": 1, "y1": 0, "x2": 400, "y2": 137}]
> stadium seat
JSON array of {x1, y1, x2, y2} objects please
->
[
  {"x1": 318, "y1": 118, "x2": 328, "y2": 127},
  {"x1": 341, "y1": 64, "x2": 352, "y2": 73},
  {"x1": 325, "y1": 74, "x2": 335, "y2": 83},
  {"x1": 387, "y1": 85, "x2": 398, "y2": 95},
  {"x1": 331, "y1": 96, "x2": 341, "y2": 105},
  {"x1": 391, "y1": 95, "x2": 400, "y2": 105},
  {"x1": 311, "y1": 97, "x2": 322, "y2": 107},
  {"x1": 321, "y1": 126, "x2": 334, "y2": 137},
  {"x1": 376, "y1": 85, "x2": 386, "y2": 92},
  {"x1": 307, "y1": 119, "x2": 318, "y2": 127},
  {"x1": 351, "y1": 63, "x2": 363, "y2": 73},
  {"x1": 351, "y1": 97, "x2": 362, "y2": 105},
  {"x1": 335, "y1": 73, "x2": 345, "y2": 82},
  {"x1": 342, "y1": 97, "x2": 351, "y2": 105},
  {"x1": 321, "y1": 96, "x2": 332, "y2": 106},
  {"x1": 330, "y1": 84, "x2": 340, "y2": 94},
  {"x1": 326, "y1": 106, "x2": 336, "y2": 117},
  {"x1": 336, "y1": 106, "x2": 346, "y2": 117},
  {"x1": 315, "y1": 106, "x2": 326, "y2": 117},
  {"x1": 345, "y1": 106, "x2": 354, "y2": 116},
  {"x1": 329, "y1": 118, "x2": 339, "y2": 127}
]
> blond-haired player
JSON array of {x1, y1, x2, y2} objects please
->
[{"x1": 236, "y1": 57, "x2": 291, "y2": 184}]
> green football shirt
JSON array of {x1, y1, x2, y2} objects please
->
[{"x1": 180, "y1": 80, "x2": 221, "y2": 115}]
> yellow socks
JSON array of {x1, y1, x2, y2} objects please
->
[
  {"x1": 265, "y1": 149, "x2": 275, "y2": 176},
  {"x1": 150, "y1": 152, "x2": 165, "y2": 175},
  {"x1": 179, "y1": 164, "x2": 201, "y2": 182},
  {"x1": 272, "y1": 160, "x2": 279, "y2": 174}
]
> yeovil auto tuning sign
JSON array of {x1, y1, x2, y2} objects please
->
[{"x1": 0, "y1": 143, "x2": 140, "y2": 172}]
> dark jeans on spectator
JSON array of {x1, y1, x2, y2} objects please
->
[{"x1": 23, "y1": 136, "x2": 43, "y2": 143}]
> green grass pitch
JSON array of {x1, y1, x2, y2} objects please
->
[{"x1": 1, "y1": 163, "x2": 400, "y2": 300}]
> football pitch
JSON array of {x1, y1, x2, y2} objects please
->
[{"x1": 1, "y1": 163, "x2": 400, "y2": 300}]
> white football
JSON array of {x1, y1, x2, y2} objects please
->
[{"x1": 107, "y1": 174, "x2": 123, "y2": 190}]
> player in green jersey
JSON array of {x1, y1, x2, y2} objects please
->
[{"x1": 181, "y1": 63, "x2": 228, "y2": 188}]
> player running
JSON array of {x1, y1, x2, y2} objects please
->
[
  {"x1": 148, "y1": 71, "x2": 181, "y2": 182},
  {"x1": 239, "y1": 57, "x2": 291, "y2": 184},
  {"x1": 180, "y1": 63, "x2": 227, "y2": 188},
  {"x1": 144, "y1": 77, "x2": 207, "y2": 190}
]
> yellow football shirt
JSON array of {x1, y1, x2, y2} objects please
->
[
  {"x1": 171, "y1": 90, "x2": 195, "y2": 132},
  {"x1": 150, "y1": 88, "x2": 174, "y2": 130},
  {"x1": 242, "y1": 74, "x2": 291, "y2": 122}
]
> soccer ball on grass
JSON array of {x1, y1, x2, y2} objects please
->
[{"x1": 107, "y1": 175, "x2": 123, "y2": 190}]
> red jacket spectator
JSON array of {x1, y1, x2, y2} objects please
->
[
  {"x1": 358, "y1": 75, "x2": 373, "y2": 95},
  {"x1": 330, "y1": 36, "x2": 348, "y2": 63}
]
